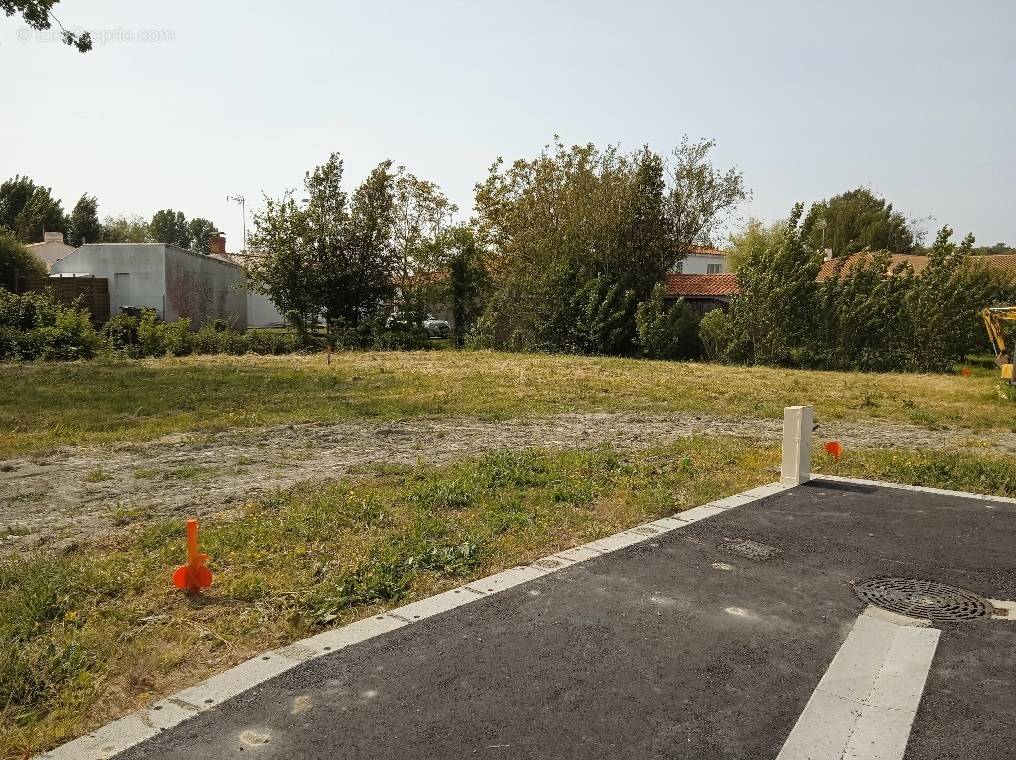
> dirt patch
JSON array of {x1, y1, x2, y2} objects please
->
[{"x1": 2, "y1": 412, "x2": 1012, "y2": 553}]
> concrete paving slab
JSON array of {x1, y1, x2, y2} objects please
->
[{"x1": 52, "y1": 478, "x2": 1016, "y2": 760}]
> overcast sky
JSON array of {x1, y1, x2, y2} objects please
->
[{"x1": 4, "y1": 0, "x2": 1014, "y2": 249}]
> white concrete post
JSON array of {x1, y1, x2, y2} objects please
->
[{"x1": 781, "y1": 405, "x2": 813, "y2": 486}]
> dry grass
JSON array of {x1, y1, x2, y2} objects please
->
[{"x1": 1, "y1": 351, "x2": 1010, "y2": 458}]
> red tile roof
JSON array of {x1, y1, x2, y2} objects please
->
[
  {"x1": 665, "y1": 273, "x2": 740, "y2": 298},
  {"x1": 818, "y1": 252, "x2": 1016, "y2": 280},
  {"x1": 686, "y1": 246, "x2": 727, "y2": 257}
]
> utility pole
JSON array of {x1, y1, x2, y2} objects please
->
[{"x1": 226, "y1": 195, "x2": 247, "y2": 252}]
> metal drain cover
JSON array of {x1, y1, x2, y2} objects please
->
[
  {"x1": 854, "y1": 577, "x2": 994, "y2": 622},
  {"x1": 719, "y1": 538, "x2": 780, "y2": 562}
]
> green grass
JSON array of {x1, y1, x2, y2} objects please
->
[
  {"x1": 1, "y1": 351, "x2": 1013, "y2": 458},
  {"x1": 3, "y1": 435, "x2": 1016, "y2": 759}
]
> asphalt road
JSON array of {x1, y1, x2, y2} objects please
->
[{"x1": 115, "y1": 479, "x2": 1016, "y2": 759}]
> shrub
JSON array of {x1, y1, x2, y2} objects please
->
[
  {"x1": 698, "y1": 308, "x2": 733, "y2": 361},
  {"x1": 0, "y1": 290, "x2": 100, "y2": 361}
]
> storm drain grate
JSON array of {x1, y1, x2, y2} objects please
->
[
  {"x1": 718, "y1": 538, "x2": 781, "y2": 562},
  {"x1": 854, "y1": 577, "x2": 994, "y2": 622}
]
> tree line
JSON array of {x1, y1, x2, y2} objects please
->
[{"x1": 0, "y1": 175, "x2": 220, "y2": 252}]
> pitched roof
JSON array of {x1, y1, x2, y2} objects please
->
[
  {"x1": 817, "y1": 252, "x2": 1016, "y2": 280},
  {"x1": 686, "y1": 246, "x2": 727, "y2": 257},
  {"x1": 817, "y1": 253, "x2": 930, "y2": 280},
  {"x1": 665, "y1": 273, "x2": 739, "y2": 298}
]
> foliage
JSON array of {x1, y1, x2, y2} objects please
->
[
  {"x1": 726, "y1": 217, "x2": 786, "y2": 273},
  {"x1": 66, "y1": 193, "x2": 102, "y2": 246},
  {"x1": 0, "y1": 228, "x2": 47, "y2": 290},
  {"x1": 1, "y1": 0, "x2": 92, "y2": 50},
  {"x1": 147, "y1": 209, "x2": 192, "y2": 248},
  {"x1": 472, "y1": 137, "x2": 747, "y2": 354},
  {"x1": 247, "y1": 153, "x2": 407, "y2": 340},
  {"x1": 0, "y1": 289, "x2": 100, "y2": 361},
  {"x1": 698, "y1": 308, "x2": 732, "y2": 361},
  {"x1": 443, "y1": 225, "x2": 489, "y2": 347},
  {"x1": 101, "y1": 214, "x2": 149, "y2": 243},
  {"x1": 187, "y1": 218, "x2": 219, "y2": 254},
  {"x1": 391, "y1": 169, "x2": 457, "y2": 314},
  {"x1": 0, "y1": 175, "x2": 66, "y2": 243},
  {"x1": 802, "y1": 187, "x2": 915, "y2": 257},
  {"x1": 728, "y1": 204, "x2": 822, "y2": 364},
  {"x1": 723, "y1": 211, "x2": 1016, "y2": 372}
]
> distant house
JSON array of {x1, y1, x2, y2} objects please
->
[
  {"x1": 674, "y1": 247, "x2": 728, "y2": 275},
  {"x1": 50, "y1": 237, "x2": 286, "y2": 329},
  {"x1": 665, "y1": 251, "x2": 1016, "y2": 317},
  {"x1": 25, "y1": 231, "x2": 76, "y2": 270}
]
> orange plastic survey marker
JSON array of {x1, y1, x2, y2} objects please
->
[{"x1": 172, "y1": 518, "x2": 213, "y2": 593}]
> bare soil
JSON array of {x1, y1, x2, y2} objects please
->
[{"x1": 2, "y1": 412, "x2": 1013, "y2": 553}]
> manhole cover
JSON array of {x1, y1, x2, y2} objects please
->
[
  {"x1": 719, "y1": 538, "x2": 780, "y2": 562},
  {"x1": 854, "y1": 577, "x2": 994, "y2": 622}
]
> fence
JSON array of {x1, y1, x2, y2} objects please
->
[{"x1": 15, "y1": 274, "x2": 111, "y2": 324}]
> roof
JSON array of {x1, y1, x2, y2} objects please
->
[
  {"x1": 817, "y1": 252, "x2": 1016, "y2": 280},
  {"x1": 665, "y1": 273, "x2": 739, "y2": 298},
  {"x1": 685, "y1": 246, "x2": 727, "y2": 257}
]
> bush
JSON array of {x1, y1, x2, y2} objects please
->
[
  {"x1": 0, "y1": 290, "x2": 100, "y2": 362},
  {"x1": 698, "y1": 308, "x2": 733, "y2": 361}
]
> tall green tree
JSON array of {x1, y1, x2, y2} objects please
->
[
  {"x1": 802, "y1": 187, "x2": 914, "y2": 257},
  {"x1": 1, "y1": 0, "x2": 91, "y2": 51},
  {"x1": 66, "y1": 193, "x2": 102, "y2": 246},
  {"x1": 728, "y1": 204, "x2": 823, "y2": 364},
  {"x1": 726, "y1": 217, "x2": 787, "y2": 272},
  {"x1": 246, "y1": 152, "x2": 400, "y2": 338},
  {"x1": 391, "y1": 169, "x2": 457, "y2": 314},
  {"x1": 148, "y1": 209, "x2": 192, "y2": 248},
  {"x1": 187, "y1": 218, "x2": 219, "y2": 254},
  {"x1": 0, "y1": 228, "x2": 47, "y2": 290},
  {"x1": 0, "y1": 175, "x2": 66, "y2": 242},
  {"x1": 102, "y1": 214, "x2": 149, "y2": 243},
  {"x1": 473, "y1": 137, "x2": 746, "y2": 353}
]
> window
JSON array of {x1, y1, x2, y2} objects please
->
[{"x1": 707, "y1": 263, "x2": 722, "y2": 274}]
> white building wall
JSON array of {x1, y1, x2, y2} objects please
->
[
  {"x1": 676, "y1": 253, "x2": 728, "y2": 274},
  {"x1": 52, "y1": 244, "x2": 167, "y2": 317},
  {"x1": 246, "y1": 291, "x2": 287, "y2": 328}
]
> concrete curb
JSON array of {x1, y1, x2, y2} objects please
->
[{"x1": 37, "y1": 481, "x2": 795, "y2": 760}]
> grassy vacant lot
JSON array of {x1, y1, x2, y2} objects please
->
[
  {"x1": 4, "y1": 434, "x2": 1016, "y2": 759},
  {"x1": 2, "y1": 351, "x2": 1012, "y2": 458}
]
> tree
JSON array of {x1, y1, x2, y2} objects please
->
[
  {"x1": 473, "y1": 137, "x2": 747, "y2": 353},
  {"x1": 1, "y1": 0, "x2": 91, "y2": 50},
  {"x1": 391, "y1": 169, "x2": 457, "y2": 314},
  {"x1": 246, "y1": 152, "x2": 400, "y2": 339},
  {"x1": 66, "y1": 193, "x2": 101, "y2": 246},
  {"x1": 0, "y1": 175, "x2": 66, "y2": 242},
  {"x1": 802, "y1": 187, "x2": 914, "y2": 257},
  {"x1": 187, "y1": 218, "x2": 219, "y2": 254},
  {"x1": 727, "y1": 217, "x2": 787, "y2": 272},
  {"x1": 148, "y1": 209, "x2": 192, "y2": 248},
  {"x1": 102, "y1": 214, "x2": 149, "y2": 243},
  {"x1": 0, "y1": 228, "x2": 47, "y2": 290},
  {"x1": 728, "y1": 203, "x2": 823, "y2": 364}
]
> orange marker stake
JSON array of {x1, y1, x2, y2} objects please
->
[
  {"x1": 824, "y1": 440, "x2": 844, "y2": 461},
  {"x1": 172, "y1": 519, "x2": 213, "y2": 593},
  {"x1": 961, "y1": 367, "x2": 972, "y2": 378}
]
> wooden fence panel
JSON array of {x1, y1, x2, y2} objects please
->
[{"x1": 14, "y1": 275, "x2": 111, "y2": 324}]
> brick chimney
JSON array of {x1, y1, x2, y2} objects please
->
[{"x1": 209, "y1": 233, "x2": 227, "y2": 256}]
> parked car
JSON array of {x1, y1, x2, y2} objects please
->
[{"x1": 422, "y1": 315, "x2": 451, "y2": 339}]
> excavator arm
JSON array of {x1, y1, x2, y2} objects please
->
[{"x1": 982, "y1": 306, "x2": 1016, "y2": 383}]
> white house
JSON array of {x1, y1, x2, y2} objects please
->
[
  {"x1": 51, "y1": 241, "x2": 286, "y2": 329},
  {"x1": 674, "y1": 246, "x2": 728, "y2": 274},
  {"x1": 25, "y1": 231, "x2": 77, "y2": 270}
]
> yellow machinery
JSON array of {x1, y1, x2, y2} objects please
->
[{"x1": 982, "y1": 306, "x2": 1016, "y2": 384}]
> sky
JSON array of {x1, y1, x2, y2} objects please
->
[{"x1": 3, "y1": 0, "x2": 1014, "y2": 250}]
